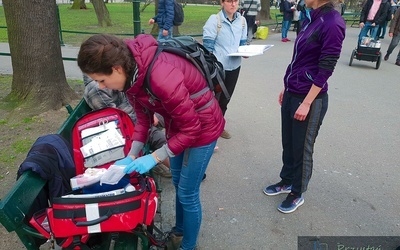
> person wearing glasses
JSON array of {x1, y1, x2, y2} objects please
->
[{"x1": 203, "y1": 0, "x2": 247, "y2": 140}]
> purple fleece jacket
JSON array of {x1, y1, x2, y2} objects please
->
[{"x1": 284, "y1": 3, "x2": 346, "y2": 95}]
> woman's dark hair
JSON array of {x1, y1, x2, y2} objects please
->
[{"x1": 77, "y1": 34, "x2": 135, "y2": 77}]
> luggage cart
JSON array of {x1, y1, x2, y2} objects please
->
[{"x1": 349, "y1": 43, "x2": 382, "y2": 69}]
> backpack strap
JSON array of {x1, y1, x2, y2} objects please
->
[
  {"x1": 216, "y1": 13, "x2": 246, "y2": 35},
  {"x1": 144, "y1": 48, "x2": 163, "y2": 104},
  {"x1": 145, "y1": 42, "x2": 214, "y2": 103}
]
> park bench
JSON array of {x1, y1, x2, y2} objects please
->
[
  {"x1": 272, "y1": 12, "x2": 360, "y2": 32},
  {"x1": 271, "y1": 13, "x2": 296, "y2": 33},
  {"x1": 0, "y1": 99, "x2": 151, "y2": 250},
  {"x1": 273, "y1": 13, "x2": 284, "y2": 32}
]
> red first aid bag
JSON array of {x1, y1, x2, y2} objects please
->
[
  {"x1": 29, "y1": 107, "x2": 159, "y2": 246},
  {"x1": 31, "y1": 175, "x2": 157, "y2": 238}
]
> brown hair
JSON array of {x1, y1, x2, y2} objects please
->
[{"x1": 77, "y1": 34, "x2": 135, "y2": 77}]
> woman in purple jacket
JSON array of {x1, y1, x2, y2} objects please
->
[
  {"x1": 77, "y1": 34, "x2": 225, "y2": 250},
  {"x1": 263, "y1": 0, "x2": 345, "y2": 213}
]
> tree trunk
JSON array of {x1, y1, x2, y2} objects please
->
[
  {"x1": 71, "y1": 0, "x2": 87, "y2": 10},
  {"x1": 91, "y1": 0, "x2": 113, "y2": 27},
  {"x1": 260, "y1": 0, "x2": 272, "y2": 20},
  {"x1": 2, "y1": 0, "x2": 78, "y2": 114}
]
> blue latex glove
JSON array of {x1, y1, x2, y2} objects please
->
[
  {"x1": 114, "y1": 156, "x2": 134, "y2": 166},
  {"x1": 124, "y1": 154, "x2": 157, "y2": 174}
]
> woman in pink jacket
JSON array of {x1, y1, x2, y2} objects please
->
[{"x1": 77, "y1": 34, "x2": 225, "y2": 250}]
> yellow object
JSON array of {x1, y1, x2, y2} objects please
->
[{"x1": 256, "y1": 26, "x2": 269, "y2": 40}]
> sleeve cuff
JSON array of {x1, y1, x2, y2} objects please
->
[
  {"x1": 154, "y1": 144, "x2": 175, "y2": 161},
  {"x1": 128, "y1": 141, "x2": 145, "y2": 157}
]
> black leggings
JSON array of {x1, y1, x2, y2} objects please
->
[{"x1": 218, "y1": 67, "x2": 241, "y2": 116}]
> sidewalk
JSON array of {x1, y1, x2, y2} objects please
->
[
  {"x1": 158, "y1": 27, "x2": 400, "y2": 249},
  {"x1": 1, "y1": 26, "x2": 400, "y2": 249},
  {"x1": 0, "y1": 43, "x2": 83, "y2": 79}
]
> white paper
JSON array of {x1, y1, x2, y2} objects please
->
[
  {"x1": 80, "y1": 127, "x2": 125, "y2": 158},
  {"x1": 228, "y1": 44, "x2": 274, "y2": 57},
  {"x1": 81, "y1": 121, "x2": 117, "y2": 139},
  {"x1": 61, "y1": 188, "x2": 125, "y2": 198}
]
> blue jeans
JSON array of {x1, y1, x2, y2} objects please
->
[
  {"x1": 282, "y1": 20, "x2": 291, "y2": 39},
  {"x1": 170, "y1": 140, "x2": 217, "y2": 250},
  {"x1": 279, "y1": 91, "x2": 328, "y2": 195},
  {"x1": 157, "y1": 26, "x2": 173, "y2": 41},
  {"x1": 377, "y1": 21, "x2": 388, "y2": 38},
  {"x1": 358, "y1": 22, "x2": 380, "y2": 44}
]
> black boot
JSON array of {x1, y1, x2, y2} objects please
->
[{"x1": 384, "y1": 54, "x2": 389, "y2": 61}]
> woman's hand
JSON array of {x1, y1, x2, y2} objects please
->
[
  {"x1": 294, "y1": 102, "x2": 310, "y2": 121},
  {"x1": 278, "y1": 89, "x2": 284, "y2": 106},
  {"x1": 124, "y1": 154, "x2": 157, "y2": 174}
]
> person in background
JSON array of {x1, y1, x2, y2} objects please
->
[
  {"x1": 240, "y1": 0, "x2": 261, "y2": 44},
  {"x1": 281, "y1": 0, "x2": 295, "y2": 42},
  {"x1": 295, "y1": 0, "x2": 306, "y2": 36},
  {"x1": 83, "y1": 76, "x2": 172, "y2": 178},
  {"x1": 358, "y1": 0, "x2": 390, "y2": 44},
  {"x1": 148, "y1": 0, "x2": 174, "y2": 40},
  {"x1": 78, "y1": 33, "x2": 224, "y2": 250},
  {"x1": 384, "y1": 6, "x2": 400, "y2": 65},
  {"x1": 334, "y1": 0, "x2": 345, "y2": 15},
  {"x1": 203, "y1": 0, "x2": 247, "y2": 140},
  {"x1": 263, "y1": 0, "x2": 345, "y2": 213},
  {"x1": 377, "y1": 0, "x2": 395, "y2": 39}
]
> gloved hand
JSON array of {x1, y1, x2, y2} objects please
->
[
  {"x1": 124, "y1": 154, "x2": 157, "y2": 174},
  {"x1": 114, "y1": 155, "x2": 134, "y2": 166}
]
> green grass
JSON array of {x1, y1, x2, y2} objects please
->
[
  {"x1": 0, "y1": 139, "x2": 32, "y2": 164},
  {"x1": 0, "y1": 3, "x2": 279, "y2": 46}
]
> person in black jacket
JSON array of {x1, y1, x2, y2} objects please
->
[{"x1": 358, "y1": 0, "x2": 391, "y2": 44}]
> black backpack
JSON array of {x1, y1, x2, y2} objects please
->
[
  {"x1": 173, "y1": 1, "x2": 184, "y2": 26},
  {"x1": 144, "y1": 36, "x2": 228, "y2": 101},
  {"x1": 297, "y1": 0, "x2": 305, "y2": 12}
]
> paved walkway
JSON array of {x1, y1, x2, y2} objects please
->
[{"x1": 1, "y1": 26, "x2": 400, "y2": 249}]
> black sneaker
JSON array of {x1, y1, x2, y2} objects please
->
[
  {"x1": 384, "y1": 54, "x2": 389, "y2": 61},
  {"x1": 277, "y1": 193, "x2": 304, "y2": 214},
  {"x1": 263, "y1": 181, "x2": 292, "y2": 196}
]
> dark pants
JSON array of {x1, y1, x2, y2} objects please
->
[
  {"x1": 244, "y1": 15, "x2": 256, "y2": 42},
  {"x1": 386, "y1": 33, "x2": 400, "y2": 61},
  {"x1": 218, "y1": 67, "x2": 241, "y2": 116},
  {"x1": 279, "y1": 91, "x2": 328, "y2": 195}
]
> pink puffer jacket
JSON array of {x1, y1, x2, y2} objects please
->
[{"x1": 125, "y1": 34, "x2": 225, "y2": 157}]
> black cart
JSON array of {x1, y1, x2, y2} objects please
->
[{"x1": 349, "y1": 44, "x2": 381, "y2": 69}]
